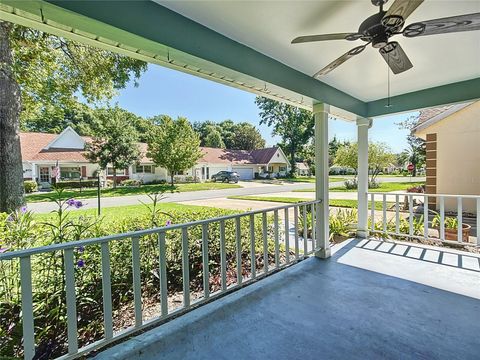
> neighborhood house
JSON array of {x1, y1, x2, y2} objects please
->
[
  {"x1": 20, "y1": 127, "x2": 291, "y2": 186},
  {"x1": 413, "y1": 100, "x2": 480, "y2": 213}
]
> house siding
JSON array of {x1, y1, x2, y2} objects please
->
[{"x1": 415, "y1": 101, "x2": 480, "y2": 213}]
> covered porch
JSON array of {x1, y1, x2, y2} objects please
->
[{"x1": 97, "y1": 238, "x2": 480, "y2": 360}]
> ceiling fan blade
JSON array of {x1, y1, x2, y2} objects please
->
[
  {"x1": 379, "y1": 42, "x2": 413, "y2": 74},
  {"x1": 384, "y1": 0, "x2": 424, "y2": 21},
  {"x1": 314, "y1": 44, "x2": 367, "y2": 77},
  {"x1": 292, "y1": 33, "x2": 356, "y2": 44},
  {"x1": 403, "y1": 12, "x2": 480, "y2": 37}
]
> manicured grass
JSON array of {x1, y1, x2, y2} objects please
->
[
  {"x1": 33, "y1": 202, "x2": 210, "y2": 221},
  {"x1": 293, "y1": 181, "x2": 424, "y2": 193},
  {"x1": 228, "y1": 195, "x2": 393, "y2": 211},
  {"x1": 26, "y1": 182, "x2": 241, "y2": 203},
  {"x1": 282, "y1": 176, "x2": 346, "y2": 183}
]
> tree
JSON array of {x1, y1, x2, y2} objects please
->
[
  {"x1": 334, "y1": 142, "x2": 395, "y2": 183},
  {"x1": 194, "y1": 120, "x2": 265, "y2": 150},
  {"x1": 85, "y1": 107, "x2": 141, "y2": 188},
  {"x1": 147, "y1": 116, "x2": 203, "y2": 186},
  {"x1": 398, "y1": 135, "x2": 426, "y2": 177},
  {"x1": 255, "y1": 97, "x2": 314, "y2": 174},
  {"x1": 396, "y1": 115, "x2": 426, "y2": 177},
  {"x1": 193, "y1": 120, "x2": 219, "y2": 146},
  {"x1": 230, "y1": 122, "x2": 265, "y2": 150},
  {"x1": 0, "y1": 21, "x2": 147, "y2": 212},
  {"x1": 218, "y1": 119, "x2": 236, "y2": 149},
  {"x1": 203, "y1": 125, "x2": 225, "y2": 148}
]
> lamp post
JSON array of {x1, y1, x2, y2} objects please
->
[{"x1": 97, "y1": 169, "x2": 102, "y2": 216}]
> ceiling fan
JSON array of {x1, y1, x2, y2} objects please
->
[{"x1": 291, "y1": 0, "x2": 480, "y2": 77}]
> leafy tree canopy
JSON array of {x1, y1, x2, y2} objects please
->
[
  {"x1": 10, "y1": 24, "x2": 147, "y2": 126},
  {"x1": 203, "y1": 126, "x2": 225, "y2": 148},
  {"x1": 193, "y1": 120, "x2": 265, "y2": 150},
  {"x1": 334, "y1": 142, "x2": 395, "y2": 182},
  {"x1": 84, "y1": 106, "x2": 141, "y2": 188},
  {"x1": 255, "y1": 96, "x2": 314, "y2": 173},
  {"x1": 147, "y1": 116, "x2": 203, "y2": 185}
]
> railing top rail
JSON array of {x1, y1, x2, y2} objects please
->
[
  {"x1": 366, "y1": 192, "x2": 480, "y2": 199},
  {"x1": 0, "y1": 199, "x2": 321, "y2": 261}
]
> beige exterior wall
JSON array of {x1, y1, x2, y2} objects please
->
[{"x1": 415, "y1": 101, "x2": 480, "y2": 212}]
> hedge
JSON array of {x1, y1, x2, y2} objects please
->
[{"x1": 54, "y1": 180, "x2": 98, "y2": 189}]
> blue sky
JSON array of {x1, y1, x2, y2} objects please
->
[{"x1": 113, "y1": 64, "x2": 414, "y2": 153}]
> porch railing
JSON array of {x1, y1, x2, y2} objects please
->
[
  {"x1": 0, "y1": 200, "x2": 321, "y2": 360},
  {"x1": 367, "y1": 192, "x2": 480, "y2": 246}
]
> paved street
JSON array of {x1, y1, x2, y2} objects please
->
[{"x1": 27, "y1": 177, "x2": 425, "y2": 213}]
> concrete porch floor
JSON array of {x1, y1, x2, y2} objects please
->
[{"x1": 95, "y1": 239, "x2": 480, "y2": 360}]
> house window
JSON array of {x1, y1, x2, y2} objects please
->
[
  {"x1": 279, "y1": 166, "x2": 287, "y2": 172},
  {"x1": 176, "y1": 170, "x2": 184, "y2": 175},
  {"x1": 60, "y1": 166, "x2": 81, "y2": 180},
  {"x1": 135, "y1": 165, "x2": 154, "y2": 174},
  {"x1": 107, "y1": 167, "x2": 126, "y2": 176}
]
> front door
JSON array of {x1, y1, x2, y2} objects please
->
[{"x1": 39, "y1": 167, "x2": 50, "y2": 183}]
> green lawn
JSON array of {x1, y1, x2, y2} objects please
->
[
  {"x1": 228, "y1": 195, "x2": 393, "y2": 211},
  {"x1": 26, "y1": 182, "x2": 241, "y2": 203},
  {"x1": 33, "y1": 202, "x2": 209, "y2": 221},
  {"x1": 293, "y1": 181, "x2": 424, "y2": 193},
  {"x1": 282, "y1": 176, "x2": 346, "y2": 183}
]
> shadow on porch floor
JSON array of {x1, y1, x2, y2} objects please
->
[{"x1": 95, "y1": 239, "x2": 480, "y2": 360}]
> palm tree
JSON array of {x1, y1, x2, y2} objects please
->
[{"x1": 398, "y1": 135, "x2": 426, "y2": 177}]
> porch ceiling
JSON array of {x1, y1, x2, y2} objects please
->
[{"x1": 0, "y1": 0, "x2": 479, "y2": 120}]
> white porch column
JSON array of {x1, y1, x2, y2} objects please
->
[
  {"x1": 356, "y1": 117, "x2": 372, "y2": 238},
  {"x1": 313, "y1": 103, "x2": 330, "y2": 259},
  {"x1": 31, "y1": 163, "x2": 37, "y2": 180}
]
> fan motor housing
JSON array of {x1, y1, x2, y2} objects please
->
[{"x1": 359, "y1": 11, "x2": 399, "y2": 48}]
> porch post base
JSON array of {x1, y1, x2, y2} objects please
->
[
  {"x1": 315, "y1": 247, "x2": 331, "y2": 259},
  {"x1": 356, "y1": 230, "x2": 368, "y2": 239}
]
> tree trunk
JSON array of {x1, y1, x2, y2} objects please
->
[
  {"x1": 113, "y1": 168, "x2": 117, "y2": 189},
  {"x1": 0, "y1": 22, "x2": 24, "y2": 212},
  {"x1": 170, "y1": 172, "x2": 174, "y2": 186},
  {"x1": 289, "y1": 146, "x2": 296, "y2": 176}
]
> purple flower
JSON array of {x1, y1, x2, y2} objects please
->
[
  {"x1": 166, "y1": 220, "x2": 172, "y2": 226},
  {"x1": 6, "y1": 215, "x2": 13, "y2": 222},
  {"x1": 0, "y1": 247, "x2": 8, "y2": 254},
  {"x1": 7, "y1": 322, "x2": 14, "y2": 332},
  {"x1": 77, "y1": 246, "x2": 85, "y2": 253},
  {"x1": 21, "y1": 206, "x2": 27, "y2": 214},
  {"x1": 77, "y1": 259, "x2": 85, "y2": 268},
  {"x1": 66, "y1": 198, "x2": 76, "y2": 207},
  {"x1": 74, "y1": 200, "x2": 83, "y2": 209}
]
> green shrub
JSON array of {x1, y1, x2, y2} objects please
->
[
  {"x1": 23, "y1": 180, "x2": 38, "y2": 193},
  {"x1": 432, "y1": 215, "x2": 458, "y2": 229},
  {"x1": 55, "y1": 180, "x2": 97, "y2": 189},
  {"x1": 0, "y1": 189, "x2": 277, "y2": 358},
  {"x1": 145, "y1": 179, "x2": 167, "y2": 185},
  {"x1": 120, "y1": 179, "x2": 142, "y2": 187}
]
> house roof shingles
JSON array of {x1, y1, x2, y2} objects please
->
[
  {"x1": 20, "y1": 131, "x2": 283, "y2": 166},
  {"x1": 250, "y1": 147, "x2": 278, "y2": 164},
  {"x1": 20, "y1": 132, "x2": 90, "y2": 162}
]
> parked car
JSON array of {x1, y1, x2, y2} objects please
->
[{"x1": 211, "y1": 171, "x2": 240, "y2": 183}]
